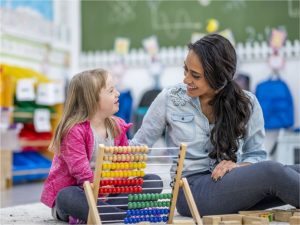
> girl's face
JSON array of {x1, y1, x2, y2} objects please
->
[
  {"x1": 98, "y1": 74, "x2": 120, "y2": 116},
  {"x1": 183, "y1": 50, "x2": 215, "y2": 99}
]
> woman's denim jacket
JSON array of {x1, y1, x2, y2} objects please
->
[{"x1": 130, "y1": 83, "x2": 267, "y2": 177}]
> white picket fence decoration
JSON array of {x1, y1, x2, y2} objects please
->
[{"x1": 80, "y1": 40, "x2": 300, "y2": 70}]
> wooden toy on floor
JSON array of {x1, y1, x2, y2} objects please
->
[
  {"x1": 202, "y1": 208, "x2": 300, "y2": 225},
  {"x1": 84, "y1": 144, "x2": 202, "y2": 225}
]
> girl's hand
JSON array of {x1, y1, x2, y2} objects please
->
[{"x1": 211, "y1": 160, "x2": 238, "y2": 181}]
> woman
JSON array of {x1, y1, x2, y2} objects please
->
[{"x1": 130, "y1": 34, "x2": 299, "y2": 216}]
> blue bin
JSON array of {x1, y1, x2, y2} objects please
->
[{"x1": 13, "y1": 151, "x2": 51, "y2": 183}]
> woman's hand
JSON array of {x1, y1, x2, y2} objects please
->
[
  {"x1": 211, "y1": 160, "x2": 251, "y2": 181},
  {"x1": 211, "y1": 160, "x2": 238, "y2": 181}
]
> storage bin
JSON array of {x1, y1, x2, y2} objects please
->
[{"x1": 13, "y1": 151, "x2": 51, "y2": 183}]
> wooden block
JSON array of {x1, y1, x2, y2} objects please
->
[
  {"x1": 293, "y1": 212, "x2": 300, "y2": 217},
  {"x1": 221, "y1": 214, "x2": 243, "y2": 223},
  {"x1": 274, "y1": 211, "x2": 293, "y2": 222},
  {"x1": 203, "y1": 216, "x2": 221, "y2": 225},
  {"x1": 173, "y1": 219, "x2": 195, "y2": 224},
  {"x1": 242, "y1": 215, "x2": 269, "y2": 225},
  {"x1": 218, "y1": 220, "x2": 241, "y2": 225},
  {"x1": 290, "y1": 216, "x2": 300, "y2": 225},
  {"x1": 239, "y1": 210, "x2": 271, "y2": 215}
]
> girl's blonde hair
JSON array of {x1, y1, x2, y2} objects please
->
[{"x1": 49, "y1": 68, "x2": 120, "y2": 153}]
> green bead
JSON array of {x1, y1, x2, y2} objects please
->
[
  {"x1": 155, "y1": 193, "x2": 159, "y2": 200},
  {"x1": 140, "y1": 194, "x2": 144, "y2": 201},
  {"x1": 150, "y1": 193, "x2": 155, "y2": 200},
  {"x1": 146, "y1": 193, "x2": 151, "y2": 201},
  {"x1": 142, "y1": 194, "x2": 146, "y2": 201},
  {"x1": 133, "y1": 202, "x2": 137, "y2": 209},
  {"x1": 128, "y1": 194, "x2": 133, "y2": 201}
]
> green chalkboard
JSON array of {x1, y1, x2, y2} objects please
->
[{"x1": 81, "y1": 0, "x2": 300, "y2": 51}]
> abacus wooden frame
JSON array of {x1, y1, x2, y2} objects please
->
[{"x1": 84, "y1": 144, "x2": 203, "y2": 225}]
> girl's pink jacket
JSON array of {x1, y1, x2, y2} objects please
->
[{"x1": 40, "y1": 117, "x2": 131, "y2": 208}]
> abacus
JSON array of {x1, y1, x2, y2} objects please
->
[{"x1": 83, "y1": 144, "x2": 202, "y2": 225}]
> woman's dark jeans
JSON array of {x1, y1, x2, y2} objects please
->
[{"x1": 177, "y1": 161, "x2": 300, "y2": 217}]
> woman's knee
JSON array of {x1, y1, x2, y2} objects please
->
[
  {"x1": 176, "y1": 190, "x2": 192, "y2": 217},
  {"x1": 257, "y1": 161, "x2": 286, "y2": 179}
]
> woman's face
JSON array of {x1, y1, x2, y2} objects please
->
[{"x1": 183, "y1": 50, "x2": 216, "y2": 99}]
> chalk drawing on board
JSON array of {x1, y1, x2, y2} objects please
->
[
  {"x1": 197, "y1": 0, "x2": 212, "y2": 7},
  {"x1": 288, "y1": 0, "x2": 300, "y2": 18},
  {"x1": 147, "y1": 0, "x2": 202, "y2": 40},
  {"x1": 223, "y1": 0, "x2": 246, "y2": 12},
  {"x1": 245, "y1": 25, "x2": 287, "y2": 43},
  {"x1": 108, "y1": 1, "x2": 137, "y2": 25}
]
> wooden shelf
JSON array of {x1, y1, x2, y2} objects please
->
[{"x1": 13, "y1": 112, "x2": 58, "y2": 119}]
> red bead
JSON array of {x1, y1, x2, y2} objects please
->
[
  {"x1": 139, "y1": 178, "x2": 144, "y2": 185},
  {"x1": 137, "y1": 186, "x2": 142, "y2": 192},
  {"x1": 133, "y1": 186, "x2": 139, "y2": 193},
  {"x1": 124, "y1": 187, "x2": 130, "y2": 193}
]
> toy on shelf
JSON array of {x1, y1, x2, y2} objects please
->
[{"x1": 84, "y1": 144, "x2": 202, "y2": 225}]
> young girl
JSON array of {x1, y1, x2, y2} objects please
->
[{"x1": 41, "y1": 69, "x2": 162, "y2": 224}]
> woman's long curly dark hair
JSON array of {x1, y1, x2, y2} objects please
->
[{"x1": 188, "y1": 34, "x2": 252, "y2": 162}]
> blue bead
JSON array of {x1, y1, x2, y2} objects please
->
[
  {"x1": 124, "y1": 217, "x2": 129, "y2": 224},
  {"x1": 163, "y1": 216, "x2": 168, "y2": 222}
]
